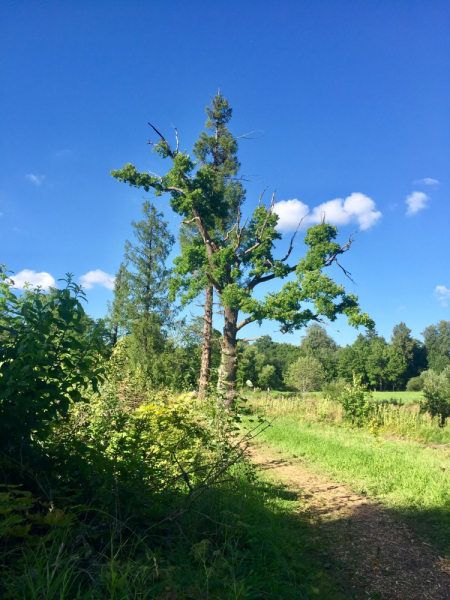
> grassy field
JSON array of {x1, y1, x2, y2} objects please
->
[
  {"x1": 243, "y1": 390, "x2": 423, "y2": 405},
  {"x1": 249, "y1": 416, "x2": 450, "y2": 555},
  {"x1": 372, "y1": 391, "x2": 423, "y2": 404}
]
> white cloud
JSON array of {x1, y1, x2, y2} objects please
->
[
  {"x1": 11, "y1": 269, "x2": 56, "y2": 291},
  {"x1": 79, "y1": 269, "x2": 115, "y2": 291},
  {"x1": 435, "y1": 286, "x2": 450, "y2": 307},
  {"x1": 26, "y1": 174, "x2": 45, "y2": 186},
  {"x1": 273, "y1": 199, "x2": 310, "y2": 231},
  {"x1": 274, "y1": 192, "x2": 382, "y2": 232},
  {"x1": 414, "y1": 178, "x2": 439, "y2": 186},
  {"x1": 405, "y1": 191, "x2": 429, "y2": 216}
]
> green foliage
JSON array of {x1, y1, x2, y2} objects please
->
[
  {"x1": 257, "y1": 364, "x2": 277, "y2": 389},
  {"x1": 322, "y1": 378, "x2": 348, "y2": 401},
  {"x1": 406, "y1": 375, "x2": 424, "y2": 392},
  {"x1": 111, "y1": 94, "x2": 373, "y2": 398},
  {"x1": 337, "y1": 375, "x2": 373, "y2": 426},
  {"x1": 0, "y1": 271, "x2": 107, "y2": 451},
  {"x1": 299, "y1": 323, "x2": 340, "y2": 380},
  {"x1": 284, "y1": 356, "x2": 326, "y2": 394},
  {"x1": 422, "y1": 320, "x2": 450, "y2": 373},
  {"x1": 421, "y1": 368, "x2": 450, "y2": 425}
]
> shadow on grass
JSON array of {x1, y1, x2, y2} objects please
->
[
  {"x1": 2, "y1": 469, "x2": 357, "y2": 600},
  {"x1": 252, "y1": 454, "x2": 450, "y2": 600}
]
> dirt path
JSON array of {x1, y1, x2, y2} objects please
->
[{"x1": 250, "y1": 442, "x2": 450, "y2": 600}]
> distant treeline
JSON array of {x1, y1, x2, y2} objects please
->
[{"x1": 237, "y1": 321, "x2": 450, "y2": 392}]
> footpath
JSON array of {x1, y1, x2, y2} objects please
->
[{"x1": 250, "y1": 443, "x2": 450, "y2": 600}]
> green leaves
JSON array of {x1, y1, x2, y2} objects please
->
[{"x1": 0, "y1": 272, "x2": 109, "y2": 450}]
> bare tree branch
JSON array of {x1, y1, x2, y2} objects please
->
[
  {"x1": 257, "y1": 186, "x2": 268, "y2": 208},
  {"x1": 181, "y1": 216, "x2": 201, "y2": 225},
  {"x1": 236, "y1": 315, "x2": 256, "y2": 331},
  {"x1": 279, "y1": 212, "x2": 309, "y2": 262}
]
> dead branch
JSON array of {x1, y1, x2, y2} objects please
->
[
  {"x1": 223, "y1": 222, "x2": 237, "y2": 242},
  {"x1": 257, "y1": 186, "x2": 268, "y2": 208},
  {"x1": 171, "y1": 124, "x2": 180, "y2": 154},
  {"x1": 280, "y1": 212, "x2": 309, "y2": 262},
  {"x1": 233, "y1": 130, "x2": 261, "y2": 140},
  {"x1": 181, "y1": 216, "x2": 201, "y2": 225},
  {"x1": 147, "y1": 122, "x2": 175, "y2": 159}
]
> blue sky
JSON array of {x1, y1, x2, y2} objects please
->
[{"x1": 1, "y1": 0, "x2": 449, "y2": 347}]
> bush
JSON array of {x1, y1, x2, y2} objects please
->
[
  {"x1": 406, "y1": 376, "x2": 424, "y2": 392},
  {"x1": 337, "y1": 375, "x2": 373, "y2": 426},
  {"x1": 322, "y1": 378, "x2": 348, "y2": 401},
  {"x1": 421, "y1": 368, "x2": 450, "y2": 425},
  {"x1": 0, "y1": 272, "x2": 108, "y2": 453}
]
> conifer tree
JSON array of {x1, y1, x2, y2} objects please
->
[
  {"x1": 118, "y1": 201, "x2": 175, "y2": 381},
  {"x1": 111, "y1": 94, "x2": 373, "y2": 403},
  {"x1": 108, "y1": 262, "x2": 130, "y2": 345}
]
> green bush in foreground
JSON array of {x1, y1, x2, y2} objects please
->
[{"x1": 0, "y1": 271, "x2": 108, "y2": 453}]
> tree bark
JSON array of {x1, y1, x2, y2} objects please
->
[
  {"x1": 198, "y1": 285, "x2": 214, "y2": 397},
  {"x1": 217, "y1": 304, "x2": 239, "y2": 407}
]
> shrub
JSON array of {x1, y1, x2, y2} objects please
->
[
  {"x1": 322, "y1": 378, "x2": 348, "y2": 401},
  {"x1": 337, "y1": 375, "x2": 373, "y2": 426},
  {"x1": 421, "y1": 368, "x2": 450, "y2": 425},
  {"x1": 0, "y1": 272, "x2": 108, "y2": 453},
  {"x1": 406, "y1": 376, "x2": 424, "y2": 391}
]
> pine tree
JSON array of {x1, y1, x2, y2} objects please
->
[
  {"x1": 122, "y1": 201, "x2": 175, "y2": 381},
  {"x1": 108, "y1": 262, "x2": 130, "y2": 345}
]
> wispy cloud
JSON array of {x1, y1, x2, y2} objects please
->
[
  {"x1": 405, "y1": 191, "x2": 429, "y2": 216},
  {"x1": 10, "y1": 269, "x2": 56, "y2": 291},
  {"x1": 54, "y1": 149, "x2": 72, "y2": 158},
  {"x1": 26, "y1": 174, "x2": 45, "y2": 186},
  {"x1": 435, "y1": 285, "x2": 450, "y2": 307},
  {"x1": 274, "y1": 192, "x2": 382, "y2": 232},
  {"x1": 0, "y1": 212, "x2": 3, "y2": 217},
  {"x1": 79, "y1": 269, "x2": 115, "y2": 291},
  {"x1": 414, "y1": 178, "x2": 439, "y2": 186}
]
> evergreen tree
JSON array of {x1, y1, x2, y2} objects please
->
[
  {"x1": 122, "y1": 201, "x2": 175, "y2": 384},
  {"x1": 176, "y1": 93, "x2": 244, "y2": 396},
  {"x1": 108, "y1": 262, "x2": 130, "y2": 345}
]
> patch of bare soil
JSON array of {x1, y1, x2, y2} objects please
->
[{"x1": 249, "y1": 443, "x2": 450, "y2": 600}]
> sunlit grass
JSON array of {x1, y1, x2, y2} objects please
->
[{"x1": 249, "y1": 415, "x2": 450, "y2": 554}]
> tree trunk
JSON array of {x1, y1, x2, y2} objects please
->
[
  {"x1": 198, "y1": 285, "x2": 213, "y2": 397},
  {"x1": 217, "y1": 304, "x2": 239, "y2": 407}
]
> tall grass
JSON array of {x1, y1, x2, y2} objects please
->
[
  {"x1": 2, "y1": 464, "x2": 350, "y2": 600},
  {"x1": 249, "y1": 394, "x2": 450, "y2": 445},
  {"x1": 252, "y1": 416, "x2": 450, "y2": 555}
]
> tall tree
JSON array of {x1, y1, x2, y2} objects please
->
[
  {"x1": 174, "y1": 93, "x2": 243, "y2": 396},
  {"x1": 111, "y1": 95, "x2": 373, "y2": 403},
  {"x1": 422, "y1": 320, "x2": 450, "y2": 373},
  {"x1": 391, "y1": 321, "x2": 426, "y2": 385},
  {"x1": 122, "y1": 201, "x2": 175, "y2": 382},
  {"x1": 107, "y1": 262, "x2": 130, "y2": 345},
  {"x1": 299, "y1": 322, "x2": 339, "y2": 380}
]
